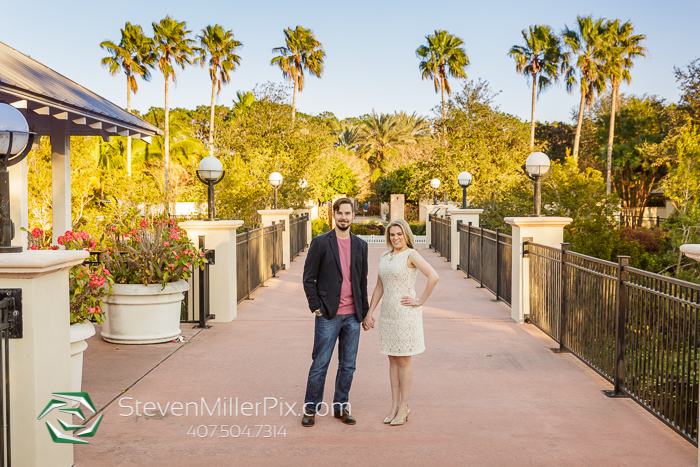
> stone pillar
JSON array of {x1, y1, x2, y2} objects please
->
[
  {"x1": 0, "y1": 249, "x2": 88, "y2": 467},
  {"x1": 423, "y1": 204, "x2": 448, "y2": 249},
  {"x1": 678, "y1": 244, "x2": 700, "y2": 467},
  {"x1": 9, "y1": 157, "x2": 28, "y2": 249},
  {"x1": 258, "y1": 209, "x2": 293, "y2": 270},
  {"x1": 504, "y1": 217, "x2": 572, "y2": 324},
  {"x1": 389, "y1": 194, "x2": 405, "y2": 221},
  {"x1": 51, "y1": 120, "x2": 71, "y2": 244},
  {"x1": 179, "y1": 220, "x2": 244, "y2": 323},
  {"x1": 447, "y1": 208, "x2": 483, "y2": 271}
]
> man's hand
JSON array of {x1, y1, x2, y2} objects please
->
[
  {"x1": 362, "y1": 315, "x2": 376, "y2": 331},
  {"x1": 313, "y1": 309, "x2": 322, "y2": 316}
]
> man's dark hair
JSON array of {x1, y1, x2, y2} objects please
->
[{"x1": 333, "y1": 197, "x2": 354, "y2": 213}]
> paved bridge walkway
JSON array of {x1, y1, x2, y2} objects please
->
[{"x1": 75, "y1": 245, "x2": 696, "y2": 466}]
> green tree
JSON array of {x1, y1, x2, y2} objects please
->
[
  {"x1": 675, "y1": 57, "x2": 700, "y2": 123},
  {"x1": 270, "y1": 26, "x2": 325, "y2": 121},
  {"x1": 600, "y1": 19, "x2": 647, "y2": 193},
  {"x1": 562, "y1": 15, "x2": 608, "y2": 161},
  {"x1": 509, "y1": 25, "x2": 566, "y2": 149},
  {"x1": 416, "y1": 30, "x2": 470, "y2": 120},
  {"x1": 233, "y1": 91, "x2": 255, "y2": 116},
  {"x1": 100, "y1": 22, "x2": 155, "y2": 177},
  {"x1": 196, "y1": 25, "x2": 243, "y2": 156},
  {"x1": 152, "y1": 16, "x2": 195, "y2": 195}
]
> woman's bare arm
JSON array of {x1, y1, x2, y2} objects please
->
[{"x1": 403, "y1": 251, "x2": 439, "y2": 307}]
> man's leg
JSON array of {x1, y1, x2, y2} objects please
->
[
  {"x1": 304, "y1": 315, "x2": 341, "y2": 415},
  {"x1": 333, "y1": 314, "x2": 361, "y2": 415}
]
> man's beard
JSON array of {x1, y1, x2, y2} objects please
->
[{"x1": 336, "y1": 222, "x2": 350, "y2": 231}]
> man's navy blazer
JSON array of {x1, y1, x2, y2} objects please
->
[{"x1": 302, "y1": 229, "x2": 369, "y2": 320}]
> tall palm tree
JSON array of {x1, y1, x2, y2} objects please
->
[
  {"x1": 356, "y1": 112, "x2": 427, "y2": 171},
  {"x1": 271, "y1": 26, "x2": 325, "y2": 121},
  {"x1": 416, "y1": 30, "x2": 470, "y2": 120},
  {"x1": 232, "y1": 91, "x2": 255, "y2": 116},
  {"x1": 600, "y1": 20, "x2": 647, "y2": 194},
  {"x1": 336, "y1": 123, "x2": 362, "y2": 150},
  {"x1": 196, "y1": 25, "x2": 242, "y2": 156},
  {"x1": 509, "y1": 25, "x2": 566, "y2": 149},
  {"x1": 100, "y1": 22, "x2": 154, "y2": 177},
  {"x1": 562, "y1": 16, "x2": 608, "y2": 162},
  {"x1": 152, "y1": 16, "x2": 195, "y2": 194}
]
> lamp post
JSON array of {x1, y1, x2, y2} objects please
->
[
  {"x1": 429, "y1": 178, "x2": 440, "y2": 205},
  {"x1": 196, "y1": 156, "x2": 225, "y2": 221},
  {"x1": 522, "y1": 152, "x2": 551, "y2": 217},
  {"x1": 458, "y1": 171, "x2": 472, "y2": 208},
  {"x1": 269, "y1": 172, "x2": 283, "y2": 209},
  {"x1": 0, "y1": 104, "x2": 35, "y2": 253}
]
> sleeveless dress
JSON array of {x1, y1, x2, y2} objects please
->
[{"x1": 378, "y1": 248, "x2": 425, "y2": 356}]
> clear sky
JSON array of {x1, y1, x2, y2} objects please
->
[{"x1": 2, "y1": 0, "x2": 698, "y2": 124}]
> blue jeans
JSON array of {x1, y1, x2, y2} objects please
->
[{"x1": 304, "y1": 313, "x2": 361, "y2": 414}]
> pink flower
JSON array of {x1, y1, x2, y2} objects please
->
[
  {"x1": 175, "y1": 255, "x2": 180, "y2": 260},
  {"x1": 169, "y1": 263, "x2": 174, "y2": 269},
  {"x1": 169, "y1": 219, "x2": 175, "y2": 226},
  {"x1": 89, "y1": 307, "x2": 96, "y2": 314},
  {"x1": 140, "y1": 220, "x2": 148, "y2": 227},
  {"x1": 134, "y1": 236, "x2": 141, "y2": 242},
  {"x1": 130, "y1": 229, "x2": 138, "y2": 235},
  {"x1": 30, "y1": 244, "x2": 38, "y2": 250},
  {"x1": 163, "y1": 241, "x2": 170, "y2": 247},
  {"x1": 199, "y1": 251, "x2": 204, "y2": 257},
  {"x1": 31, "y1": 227, "x2": 43, "y2": 238}
]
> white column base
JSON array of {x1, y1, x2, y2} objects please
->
[
  {"x1": 447, "y1": 208, "x2": 483, "y2": 270},
  {"x1": 258, "y1": 209, "x2": 293, "y2": 270}
]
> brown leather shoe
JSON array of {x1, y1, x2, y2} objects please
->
[
  {"x1": 334, "y1": 408, "x2": 356, "y2": 425},
  {"x1": 301, "y1": 413, "x2": 315, "y2": 427}
]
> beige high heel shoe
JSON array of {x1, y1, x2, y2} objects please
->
[
  {"x1": 384, "y1": 407, "x2": 399, "y2": 424},
  {"x1": 390, "y1": 406, "x2": 410, "y2": 426}
]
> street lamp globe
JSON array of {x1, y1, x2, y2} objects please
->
[
  {"x1": 197, "y1": 156, "x2": 223, "y2": 181},
  {"x1": 298, "y1": 178, "x2": 308, "y2": 189},
  {"x1": 268, "y1": 172, "x2": 283, "y2": 188},
  {"x1": 429, "y1": 178, "x2": 440, "y2": 190},
  {"x1": 525, "y1": 152, "x2": 551, "y2": 177},
  {"x1": 457, "y1": 171, "x2": 472, "y2": 208},
  {"x1": 0, "y1": 104, "x2": 30, "y2": 156}
]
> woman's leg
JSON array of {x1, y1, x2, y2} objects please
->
[
  {"x1": 387, "y1": 356, "x2": 400, "y2": 419},
  {"x1": 396, "y1": 356, "x2": 413, "y2": 411}
]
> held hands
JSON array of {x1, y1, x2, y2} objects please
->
[
  {"x1": 362, "y1": 315, "x2": 376, "y2": 331},
  {"x1": 400, "y1": 296, "x2": 420, "y2": 307}
]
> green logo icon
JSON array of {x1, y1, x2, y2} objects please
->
[{"x1": 37, "y1": 392, "x2": 103, "y2": 444}]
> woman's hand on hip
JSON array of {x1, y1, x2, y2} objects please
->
[{"x1": 400, "y1": 296, "x2": 420, "y2": 307}]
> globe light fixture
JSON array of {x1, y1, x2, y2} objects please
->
[
  {"x1": 522, "y1": 152, "x2": 551, "y2": 217},
  {"x1": 0, "y1": 103, "x2": 35, "y2": 253},
  {"x1": 298, "y1": 178, "x2": 307, "y2": 190},
  {"x1": 196, "y1": 156, "x2": 225, "y2": 221},
  {"x1": 429, "y1": 178, "x2": 440, "y2": 205},
  {"x1": 457, "y1": 171, "x2": 472, "y2": 208},
  {"x1": 268, "y1": 172, "x2": 284, "y2": 209}
]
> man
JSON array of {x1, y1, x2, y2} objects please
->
[{"x1": 301, "y1": 198, "x2": 369, "y2": 427}]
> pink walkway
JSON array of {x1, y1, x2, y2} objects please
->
[{"x1": 75, "y1": 246, "x2": 696, "y2": 466}]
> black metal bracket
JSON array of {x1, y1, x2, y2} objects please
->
[
  {"x1": 205, "y1": 249, "x2": 215, "y2": 265},
  {"x1": 0, "y1": 289, "x2": 22, "y2": 338},
  {"x1": 602, "y1": 389, "x2": 629, "y2": 398},
  {"x1": 522, "y1": 237, "x2": 533, "y2": 257}
]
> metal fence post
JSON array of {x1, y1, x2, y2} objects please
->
[
  {"x1": 494, "y1": 228, "x2": 501, "y2": 301},
  {"x1": 245, "y1": 227, "x2": 252, "y2": 300},
  {"x1": 271, "y1": 221, "x2": 277, "y2": 278},
  {"x1": 555, "y1": 243, "x2": 570, "y2": 352},
  {"x1": 478, "y1": 224, "x2": 485, "y2": 288},
  {"x1": 197, "y1": 236, "x2": 211, "y2": 328},
  {"x1": 605, "y1": 255, "x2": 631, "y2": 398},
  {"x1": 466, "y1": 222, "x2": 471, "y2": 278}
]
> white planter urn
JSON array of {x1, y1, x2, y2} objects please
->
[
  {"x1": 70, "y1": 320, "x2": 96, "y2": 393},
  {"x1": 101, "y1": 280, "x2": 189, "y2": 345}
]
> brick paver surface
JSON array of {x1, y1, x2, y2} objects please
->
[{"x1": 75, "y1": 245, "x2": 697, "y2": 466}]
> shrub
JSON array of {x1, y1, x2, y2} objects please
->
[
  {"x1": 367, "y1": 204, "x2": 380, "y2": 216},
  {"x1": 619, "y1": 227, "x2": 666, "y2": 254},
  {"x1": 408, "y1": 222, "x2": 426, "y2": 236},
  {"x1": 312, "y1": 219, "x2": 331, "y2": 237},
  {"x1": 351, "y1": 220, "x2": 385, "y2": 236}
]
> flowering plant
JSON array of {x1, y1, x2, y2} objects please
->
[
  {"x1": 101, "y1": 219, "x2": 206, "y2": 288},
  {"x1": 24, "y1": 228, "x2": 113, "y2": 324}
]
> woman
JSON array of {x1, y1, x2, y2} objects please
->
[{"x1": 363, "y1": 219, "x2": 439, "y2": 426}]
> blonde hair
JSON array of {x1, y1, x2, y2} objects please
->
[{"x1": 385, "y1": 219, "x2": 415, "y2": 252}]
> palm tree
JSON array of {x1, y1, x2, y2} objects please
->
[
  {"x1": 336, "y1": 123, "x2": 362, "y2": 150},
  {"x1": 416, "y1": 30, "x2": 470, "y2": 120},
  {"x1": 196, "y1": 25, "x2": 242, "y2": 156},
  {"x1": 232, "y1": 91, "x2": 255, "y2": 116},
  {"x1": 356, "y1": 112, "x2": 427, "y2": 171},
  {"x1": 509, "y1": 25, "x2": 567, "y2": 149},
  {"x1": 562, "y1": 16, "x2": 608, "y2": 162},
  {"x1": 100, "y1": 22, "x2": 154, "y2": 177},
  {"x1": 271, "y1": 26, "x2": 325, "y2": 121},
  {"x1": 600, "y1": 20, "x2": 647, "y2": 194},
  {"x1": 152, "y1": 16, "x2": 195, "y2": 194}
]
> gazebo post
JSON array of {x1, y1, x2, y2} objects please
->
[{"x1": 50, "y1": 119, "x2": 71, "y2": 243}]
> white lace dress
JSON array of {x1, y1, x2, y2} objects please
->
[{"x1": 378, "y1": 248, "x2": 425, "y2": 356}]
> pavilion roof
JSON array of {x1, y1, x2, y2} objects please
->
[{"x1": 0, "y1": 41, "x2": 161, "y2": 141}]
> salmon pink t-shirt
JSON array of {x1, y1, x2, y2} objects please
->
[{"x1": 336, "y1": 236, "x2": 355, "y2": 315}]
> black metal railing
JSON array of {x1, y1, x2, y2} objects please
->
[
  {"x1": 429, "y1": 214, "x2": 451, "y2": 260},
  {"x1": 0, "y1": 294, "x2": 13, "y2": 466},
  {"x1": 458, "y1": 224, "x2": 512, "y2": 305},
  {"x1": 616, "y1": 214, "x2": 666, "y2": 228},
  {"x1": 526, "y1": 241, "x2": 700, "y2": 445},
  {"x1": 236, "y1": 221, "x2": 284, "y2": 303},
  {"x1": 181, "y1": 240, "x2": 216, "y2": 327},
  {"x1": 290, "y1": 213, "x2": 309, "y2": 260}
]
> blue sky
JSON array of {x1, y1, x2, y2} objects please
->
[{"x1": 2, "y1": 0, "x2": 698, "y2": 124}]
